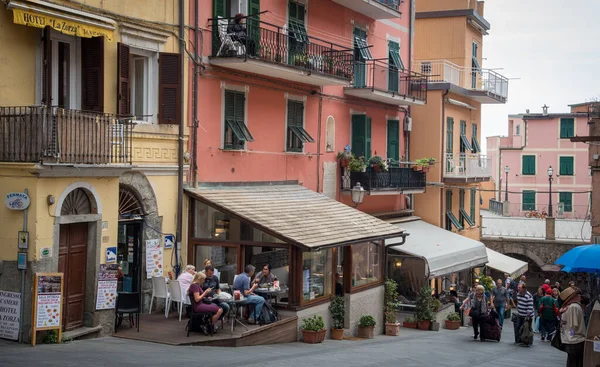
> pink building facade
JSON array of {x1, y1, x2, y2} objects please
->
[{"x1": 487, "y1": 106, "x2": 592, "y2": 219}]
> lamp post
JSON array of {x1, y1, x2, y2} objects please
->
[
  {"x1": 504, "y1": 165, "x2": 510, "y2": 201},
  {"x1": 548, "y1": 166, "x2": 554, "y2": 217},
  {"x1": 351, "y1": 182, "x2": 365, "y2": 208}
]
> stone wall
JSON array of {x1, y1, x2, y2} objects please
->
[
  {"x1": 481, "y1": 237, "x2": 579, "y2": 268},
  {"x1": 345, "y1": 285, "x2": 384, "y2": 336}
]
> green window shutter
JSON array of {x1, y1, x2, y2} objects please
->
[
  {"x1": 287, "y1": 100, "x2": 304, "y2": 152},
  {"x1": 224, "y1": 90, "x2": 250, "y2": 149},
  {"x1": 522, "y1": 155, "x2": 536, "y2": 175},
  {"x1": 470, "y1": 188, "x2": 476, "y2": 222},
  {"x1": 460, "y1": 120, "x2": 467, "y2": 135},
  {"x1": 366, "y1": 117, "x2": 372, "y2": 159},
  {"x1": 351, "y1": 115, "x2": 366, "y2": 158},
  {"x1": 446, "y1": 117, "x2": 454, "y2": 153},
  {"x1": 247, "y1": 0, "x2": 260, "y2": 45},
  {"x1": 459, "y1": 189, "x2": 465, "y2": 227},
  {"x1": 289, "y1": 1, "x2": 304, "y2": 24},
  {"x1": 213, "y1": 0, "x2": 226, "y2": 17},
  {"x1": 560, "y1": 118, "x2": 575, "y2": 138},
  {"x1": 559, "y1": 156, "x2": 574, "y2": 175},
  {"x1": 522, "y1": 191, "x2": 536, "y2": 211},
  {"x1": 386, "y1": 120, "x2": 399, "y2": 161},
  {"x1": 445, "y1": 190, "x2": 453, "y2": 211},
  {"x1": 559, "y1": 192, "x2": 573, "y2": 212}
]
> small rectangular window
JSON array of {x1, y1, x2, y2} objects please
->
[
  {"x1": 515, "y1": 124, "x2": 521, "y2": 136},
  {"x1": 559, "y1": 192, "x2": 573, "y2": 212},
  {"x1": 522, "y1": 155, "x2": 536, "y2": 175},
  {"x1": 559, "y1": 156, "x2": 574, "y2": 176},
  {"x1": 522, "y1": 190, "x2": 536, "y2": 211},
  {"x1": 224, "y1": 90, "x2": 254, "y2": 150},
  {"x1": 560, "y1": 118, "x2": 575, "y2": 139},
  {"x1": 286, "y1": 100, "x2": 314, "y2": 152}
]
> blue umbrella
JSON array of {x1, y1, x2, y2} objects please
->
[{"x1": 555, "y1": 244, "x2": 600, "y2": 273}]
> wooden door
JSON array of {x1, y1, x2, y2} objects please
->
[{"x1": 58, "y1": 223, "x2": 88, "y2": 331}]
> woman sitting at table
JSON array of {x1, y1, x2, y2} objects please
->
[
  {"x1": 189, "y1": 272, "x2": 222, "y2": 332},
  {"x1": 254, "y1": 263, "x2": 275, "y2": 287}
]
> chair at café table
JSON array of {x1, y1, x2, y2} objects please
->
[
  {"x1": 186, "y1": 294, "x2": 215, "y2": 337},
  {"x1": 149, "y1": 276, "x2": 170, "y2": 317},
  {"x1": 115, "y1": 292, "x2": 140, "y2": 333},
  {"x1": 167, "y1": 279, "x2": 185, "y2": 321}
]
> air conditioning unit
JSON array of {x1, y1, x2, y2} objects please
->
[{"x1": 404, "y1": 116, "x2": 412, "y2": 132}]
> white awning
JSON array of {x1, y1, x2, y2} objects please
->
[
  {"x1": 386, "y1": 220, "x2": 488, "y2": 278},
  {"x1": 485, "y1": 248, "x2": 528, "y2": 278}
]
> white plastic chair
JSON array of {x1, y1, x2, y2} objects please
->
[
  {"x1": 167, "y1": 279, "x2": 185, "y2": 321},
  {"x1": 217, "y1": 16, "x2": 245, "y2": 57},
  {"x1": 149, "y1": 276, "x2": 170, "y2": 318}
]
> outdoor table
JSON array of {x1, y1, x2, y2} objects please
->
[
  {"x1": 254, "y1": 287, "x2": 286, "y2": 306},
  {"x1": 224, "y1": 297, "x2": 250, "y2": 334}
]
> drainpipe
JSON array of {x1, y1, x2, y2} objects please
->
[
  {"x1": 175, "y1": 0, "x2": 185, "y2": 277},
  {"x1": 440, "y1": 89, "x2": 449, "y2": 227},
  {"x1": 316, "y1": 87, "x2": 323, "y2": 192},
  {"x1": 409, "y1": 0, "x2": 415, "y2": 72},
  {"x1": 192, "y1": 0, "x2": 199, "y2": 188}
]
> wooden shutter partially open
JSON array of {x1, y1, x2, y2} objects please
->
[
  {"x1": 42, "y1": 27, "x2": 52, "y2": 106},
  {"x1": 158, "y1": 52, "x2": 181, "y2": 125},
  {"x1": 117, "y1": 43, "x2": 130, "y2": 116},
  {"x1": 81, "y1": 37, "x2": 104, "y2": 112}
]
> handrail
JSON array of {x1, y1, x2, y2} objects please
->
[{"x1": 353, "y1": 59, "x2": 428, "y2": 102}]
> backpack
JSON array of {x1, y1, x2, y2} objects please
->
[
  {"x1": 258, "y1": 302, "x2": 278, "y2": 325},
  {"x1": 519, "y1": 319, "x2": 533, "y2": 345}
]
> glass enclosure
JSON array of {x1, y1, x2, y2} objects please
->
[
  {"x1": 302, "y1": 249, "x2": 333, "y2": 301},
  {"x1": 352, "y1": 242, "x2": 382, "y2": 287}
]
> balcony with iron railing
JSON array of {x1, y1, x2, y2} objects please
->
[
  {"x1": 332, "y1": 0, "x2": 402, "y2": 19},
  {"x1": 344, "y1": 59, "x2": 428, "y2": 106},
  {"x1": 444, "y1": 153, "x2": 491, "y2": 182},
  {"x1": 0, "y1": 106, "x2": 133, "y2": 165},
  {"x1": 210, "y1": 17, "x2": 354, "y2": 86},
  {"x1": 414, "y1": 59, "x2": 508, "y2": 104},
  {"x1": 341, "y1": 164, "x2": 426, "y2": 194}
]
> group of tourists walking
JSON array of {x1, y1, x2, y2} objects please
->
[{"x1": 459, "y1": 273, "x2": 589, "y2": 367}]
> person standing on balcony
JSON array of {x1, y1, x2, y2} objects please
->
[{"x1": 228, "y1": 13, "x2": 256, "y2": 56}]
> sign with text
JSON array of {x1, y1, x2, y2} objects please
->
[
  {"x1": 145, "y1": 239, "x2": 163, "y2": 278},
  {"x1": 4, "y1": 192, "x2": 30, "y2": 210},
  {"x1": 32, "y1": 273, "x2": 63, "y2": 346},
  {"x1": 96, "y1": 265, "x2": 119, "y2": 310},
  {"x1": 0, "y1": 291, "x2": 21, "y2": 341}
]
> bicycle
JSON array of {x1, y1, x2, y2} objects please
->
[{"x1": 524, "y1": 209, "x2": 547, "y2": 219}]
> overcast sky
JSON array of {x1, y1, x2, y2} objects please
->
[{"x1": 480, "y1": 0, "x2": 600, "y2": 150}]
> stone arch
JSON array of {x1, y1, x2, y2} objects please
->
[
  {"x1": 55, "y1": 181, "x2": 102, "y2": 217},
  {"x1": 118, "y1": 185, "x2": 145, "y2": 220},
  {"x1": 502, "y1": 244, "x2": 546, "y2": 268},
  {"x1": 119, "y1": 172, "x2": 158, "y2": 217}
]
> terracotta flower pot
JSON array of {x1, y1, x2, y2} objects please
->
[
  {"x1": 357, "y1": 326, "x2": 374, "y2": 339},
  {"x1": 331, "y1": 328, "x2": 344, "y2": 340},
  {"x1": 402, "y1": 321, "x2": 417, "y2": 329},
  {"x1": 413, "y1": 165, "x2": 423, "y2": 172},
  {"x1": 417, "y1": 320, "x2": 431, "y2": 330},
  {"x1": 302, "y1": 329, "x2": 326, "y2": 344},
  {"x1": 422, "y1": 166, "x2": 429, "y2": 173},
  {"x1": 445, "y1": 320, "x2": 461, "y2": 330},
  {"x1": 385, "y1": 322, "x2": 400, "y2": 336}
]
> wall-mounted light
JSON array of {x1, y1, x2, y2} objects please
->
[
  {"x1": 395, "y1": 261, "x2": 402, "y2": 268},
  {"x1": 351, "y1": 182, "x2": 365, "y2": 208},
  {"x1": 47, "y1": 195, "x2": 55, "y2": 206}
]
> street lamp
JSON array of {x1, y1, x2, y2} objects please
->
[
  {"x1": 504, "y1": 165, "x2": 510, "y2": 201},
  {"x1": 351, "y1": 182, "x2": 365, "y2": 208},
  {"x1": 548, "y1": 166, "x2": 554, "y2": 217}
]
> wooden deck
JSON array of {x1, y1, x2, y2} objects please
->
[{"x1": 113, "y1": 311, "x2": 298, "y2": 347}]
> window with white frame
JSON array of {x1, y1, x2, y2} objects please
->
[
  {"x1": 223, "y1": 89, "x2": 254, "y2": 150},
  {"x1": 515, "y1": 124, "x2": 521, "y2": 136},
  {"x1": 286, "y1": 98, "x2": 314, "y2": 152},
  {"x1": 129, "y1": 49, "x2": 158, "y2": 123}
]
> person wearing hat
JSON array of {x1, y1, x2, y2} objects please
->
[
  {"x1": 559, "y1": 287, "x2": 585, "y2": 367},
  {"x1": 539, "y1": 289, "x2": 557, "y2": 342},
  {"x1": 227, "y1": 13, "x2": 256, "y2": 56}
]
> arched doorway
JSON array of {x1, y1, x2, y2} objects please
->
[{"x1": 117, "y1": 185, "x2": 145, "y2": 293}]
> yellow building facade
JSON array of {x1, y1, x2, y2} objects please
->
[{"x1": 0, "y1": 0, "x2": 188, "y2": 341}]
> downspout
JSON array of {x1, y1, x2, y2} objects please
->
[
  {"x1": 316, "y1": 87, "x2": 323, "y2": 192},
  {"x1": 192, "y1": 0, "x2": 199, "y2": 188},
  {"x1": 409, "y1": 0, "x2": 414, "y2": 72},
  {"x1": 440, "y1": 89, "x2": 449, "y2": 227},
  {"x1": 175, "y1": 0, "x2": 185, "y2": 277}
]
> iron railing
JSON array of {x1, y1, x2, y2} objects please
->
[
  {"x1": 489, "y1": 199, "x2": 504, "y2": 216},
  {"x1": 374, "y1": 0, "x2": 402, "y2": 10},
  {"x1": 414, "y1": 59, "x2": 508, "y2": 101},
  {"x1": 341, "y1": 165, "x2": 426, "y2": 191},
  {"x1": 0, "y1": 106, "x2": 133, "y2": 164},
  {"x1": 444, "y1": 153, "x2": 492, "y2": 179},
  {"x1": 353, "y1": 59, "x2": 428, "y2": 102},
  {"x1": 211, "y1": 18, "x2": 354, "y2": 80}
]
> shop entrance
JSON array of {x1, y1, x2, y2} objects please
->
[
  {"x1": 58, "y1": 222, "x2": 88, "y2": 331},
  {"x1": 117, "y1": 186, "x2": 145, "y2": 293}
]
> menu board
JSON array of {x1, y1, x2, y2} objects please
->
[
  {"x1": 0, "y1": 291, "x2": 21, "y2": 341},
  {"x1": 145, "y1": 239, "x2": 163, "y2": 278},
  {"x1": 35, "y1": 275, "x2": 62, "y2": 329},
  {"x1": 96, "y1": 265, "x2": 119, "y2": 310}
]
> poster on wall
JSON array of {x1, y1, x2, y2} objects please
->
[
  {"x1": 145, "y1": 239, "x2": 163, "y2": 279},
  {"x1": 96, "y1": 264, "x2": 119, "y2": 310},
  {"x1": 0, "y1": 291, "x2": 21, "y2": 341},
  {"x1": 35, "y1": 274, "x2": 62, "y2": 329}
]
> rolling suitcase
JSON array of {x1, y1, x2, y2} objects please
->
[{"x1": 481, "y1": 309, "x2": 502, "y2": 342}]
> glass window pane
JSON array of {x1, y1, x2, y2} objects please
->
[
  {"x1": 244, "y1": 246, "x2": 290, "y2": 303},
  {"x1": 302, "y1": 249, "x2": 333, "y2": 301},
  {"x1": 194, "y1": 245, "x2": 238, "y2": 285},
  {"x1": 351, "y1": 242, "x2": 381, "y2": 287},
  {"x1": 133, "y1": 57, "x2": 145, "y2": 118}
]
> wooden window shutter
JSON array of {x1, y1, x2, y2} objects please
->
[
  {"x1": 158, "y1": 52, "x2": 181, "y2": 125},
  {"x1": 81, "y1": 37, "x2": 104, "y2": 112},
  {"x1": 366, "y1": 117, "x2": 372, "y2": 159},
  {"x1": 387, "y1": 120, "x2": 399, "y2": 161},
  {"x1": 117, "y1": 43, "x2": 130, "y2": 116},
  {"x1": 351, "y1": 115, "x2": 366, "y2": 158},
  {"x1": 42, "y1": 27, "x2": 52, "y2": 106},
  {"x1": 213, "y1": 0, "x2": 226, "y2": 17},
  {"x1": 233, "y1": 92, "x2": 245, "y2": 122},
  {"x1": 224, "y1": 90, "x2": 235, "y2": 120}
]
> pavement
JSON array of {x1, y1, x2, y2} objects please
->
[{"x1": 0, "y1": 321, "x2": 566, "y2": 367}]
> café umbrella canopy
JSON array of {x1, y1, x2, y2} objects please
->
[{"x1": 555, "y1": 244, "x2": 600, "y2": 273}]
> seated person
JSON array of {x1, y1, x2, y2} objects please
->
[
  {"x1": 254, "y1": 264, "x2": 275, "y2": 287},
  {"x1": 227, "y1": 13, "x2": 256, "y2": 56},
  {"x1": 201, "y1": 259, "x2": 220, "y2": 280},
  {"x1": 188, "y1": 272, "x2": 222, "y2": 333},
  {"x1": 233, "y1": 264, "x2": 265, "y2": 323},
  {"x1": 177, "y1": 264, "x2": 196, "y2": 296},
  {"x1": 202, "y1": 265, "x2": 230, "y2": 319}
]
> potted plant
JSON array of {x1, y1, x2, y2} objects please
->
[
  {"x1": 348, "y1": 155, "x2": 366, "y2": 172},
  {"x1": 337, "y1": 151, "x2": 350, "y2": 168},
  {"x1": 329, "y1": 296, "x2": 345, "y2": 340},
  {"x1": 414, "y1": 158, "x2": 431, "y2": 172},
  {"x1": 432, "y1": 298, "x2": 441, "y2": 312},
  {"x1": 415, "y1": 286, "x2": 434, "y2": 331},
  {"x1": 301, "y1": 315, "x2": 326, "y2": 344},
  {"x1": 384, "y1": 279, "x2": 401, "y2": 336},
  {"x1": 368, "y1": 155, "x2": 389, "y2": 173},
  {"x1": 402, "y1": 315, "x2": 417, "y2": 329},
  {"x1": 274, "y1": 53, "x2": 282, "y2": 63},
  {"x1": 357, "y1": 315, "x2": 376, "y2": 339},
  {"x1": 292, "y1": 53, "x2": 310, "y2": 68},
  {"x1": 445, "y1": 312, "x2": 461, "y2": 330}
]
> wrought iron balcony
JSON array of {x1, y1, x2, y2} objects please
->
[
  {"x1": 444, "y1": 153, "x2": 491, "y2": 181},
  {"x1": 414, "y1": 59, "x2": 508, "y2": 104},
  {"x1": 210, "y1": 18, "x2": 354, "y2": 86},
  {"x1": 0, "y1": 106, "x2": 132, "y2": 165},
  {"x1": 332, "y1": 0, "x2": 402, "y2": 19},
  {"x1": 345, "y1": 59, "x2": 427, "y2": 105},
  {"x1": 341, "y1": 166, "x2": 426, "y2": 193}
]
